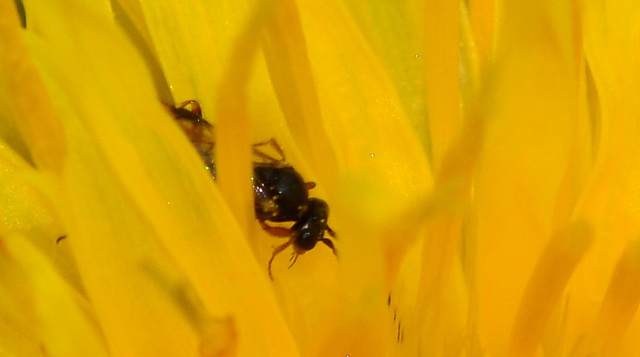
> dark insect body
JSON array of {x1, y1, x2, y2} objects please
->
[{"x1": 167, "y1": 100, "x2": 337, "y2": 279}]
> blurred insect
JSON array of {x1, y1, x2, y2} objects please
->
[
  {"x1": 166, "y1": 100, "x2": 337, "y2": 279},
  {"x1": 167, "y1": 100, "x2": 216, "y2": 177}
]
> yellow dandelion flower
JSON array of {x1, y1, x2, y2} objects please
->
[{"x1": 2, "y1": 0, "x2": 640, "y2": 356}]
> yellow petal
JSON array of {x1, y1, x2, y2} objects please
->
[
  {"x1": 0, "y1": 235, "x2": 108, "y2": 356},
  {"x1": 0, "y1": 0, "x2": 65, "y2": 172},
  {"x1": 341, "y1": 0, "x2": 430, "y2": 152},
  {"x1": 423, "y1": 0, "x2": 461, "y2": 170},
  {"x1": 467, "y1": 0, "x2": 495, "y2": 68},
  {"x1": 591, "y1": 239, "x2": 640, "y2": 356},
  {"x1": 473, "y1": 0, "x2": 585, "y2": 351},
  {"x1": 296, "y1": 0, "x2": 432, "y2": 202},
  {"x1": 0, "y1": 141, "x2": 80, "y2": 292},
  {"x1": 507, "y1": 220, "x2": 593, "y2": 356},
  {"x1": 567, "y1": 0, "x2": 640, "y2": 354}
]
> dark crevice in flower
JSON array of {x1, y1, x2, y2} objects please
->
[
  {"x1": 584, "y1": 60, "x2": 601, "y2": 162},
  {"x1": 13, "y1": 0, "x2": 25, "y2": 28}
]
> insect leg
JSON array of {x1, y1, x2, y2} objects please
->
[
  {"x1": 258, "y1": 220, "x2": 293, "y2": 237},
  {"x1": 268, "y1": 238, "x2": 295, "y2": 280},
  {"x1": 287, "y1": 253, "x2": 299, "y2": 269},
  {"x1": 253, "y1": 138, "x2": 286, "y2": 164},
  {"x1": 320, "y1": 238, "x2": 338, "y2": 258}
]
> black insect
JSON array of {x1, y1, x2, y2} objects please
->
[{"x1": 166, "y1": 100, "x2": 337, "y2": 279}]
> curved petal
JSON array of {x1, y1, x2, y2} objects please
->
[{"x1": 571, "y1": 0, "x2": 640, "y2": 354}]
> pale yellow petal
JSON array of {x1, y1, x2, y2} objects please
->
[
  {"x1": 341, "y1": 0, "x2": 429, "y2": 152},
  {"x1": 297, "y1": 0, "x2": 432, "y2": 204}
]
